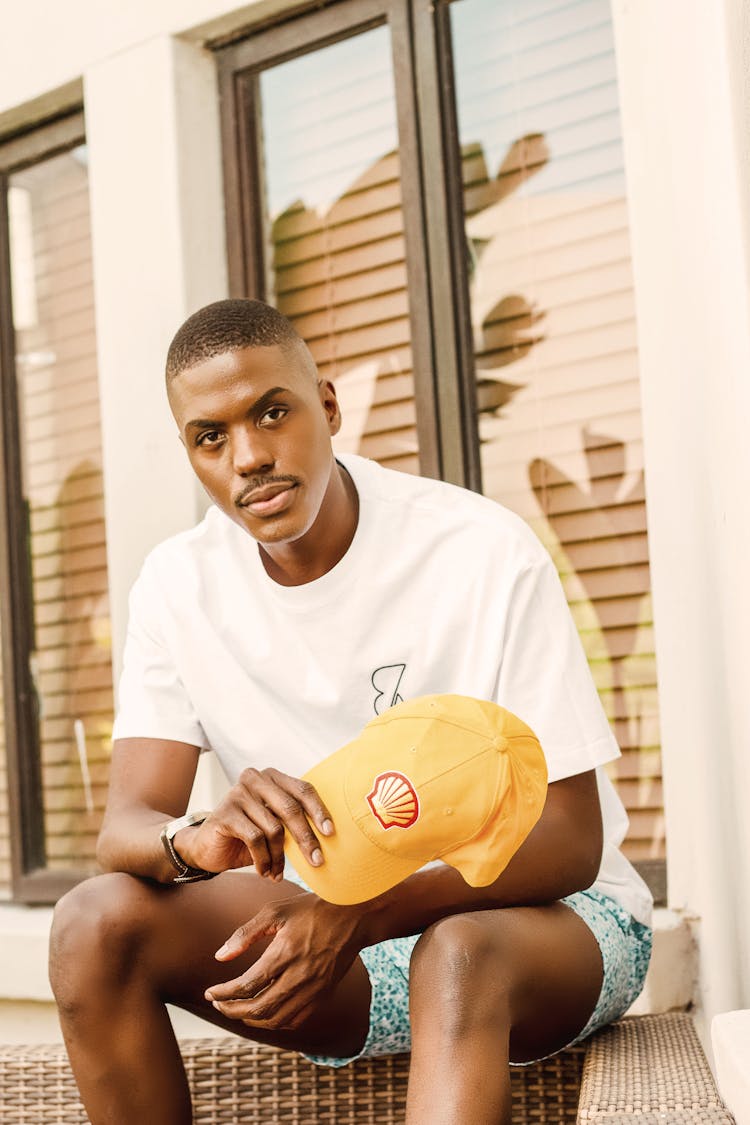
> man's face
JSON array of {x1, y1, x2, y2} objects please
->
[{"x1": 168, "y1": 344, "x2": 342, "y2": 548}]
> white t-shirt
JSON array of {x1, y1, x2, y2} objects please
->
[{"x1": 114, "y1": 452, "x2": 653, "y2": 925}]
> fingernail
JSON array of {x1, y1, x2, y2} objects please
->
[
  {"x1": 311, "y1": 848, "x2": 323, "y2": 866},
  {"x1": 215, "y1": 944, "x2": 230, "y2": 958},
  {"x1": 205, "y1": 990, "x2": 214, "y2": 1001},
  {"x1": 321, "y1": 819, "x2": 334, "y2": 836}
]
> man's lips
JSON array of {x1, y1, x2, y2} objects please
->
[{"x1": 237, "y1": 481, "x2": 298, "y2": 516}]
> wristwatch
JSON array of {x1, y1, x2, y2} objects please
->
[{"x1": 160, "y1": 810, "x2": 217, "y2": 883}]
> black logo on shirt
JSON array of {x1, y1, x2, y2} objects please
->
[{"x1": 371, "y1": 664, "x2": 406, "y2": 714}]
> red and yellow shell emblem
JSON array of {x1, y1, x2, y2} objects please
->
[{"x1": 366, "y1": 771, "x2": 420, "y2": 830}]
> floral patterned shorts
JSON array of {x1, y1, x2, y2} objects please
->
[{"x1": 283, "y1": 869, "x2": 652, "y2": 1070}]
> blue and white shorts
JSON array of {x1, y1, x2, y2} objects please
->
[{"x1": 283, "y1": 868, "x2": 652, "y2": 1069}]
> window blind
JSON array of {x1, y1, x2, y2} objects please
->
[
  {"x1": 450, "y1": 0, "x2": 663, "y2": 859},
  {"x1": 7, "y1": 147, "x2": 113, "y2": 874},
  {"x1": 259, "y1": 26, "x2": 419, "y2": 473}
]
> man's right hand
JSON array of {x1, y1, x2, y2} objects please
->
[{"x1": 173, "y1": 767, "x2": 334, "y2": 881}]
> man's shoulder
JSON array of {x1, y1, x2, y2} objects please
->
[
  {"x1": 136, "y1": 506, "x2": 234, "y2": 587},
  {"x1": 345, "y1": 453, "x2": 546, "y2": 564}
]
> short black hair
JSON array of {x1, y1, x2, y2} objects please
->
[{"x1": 165, "y1": 298, "x2": 315, "y2": 382}]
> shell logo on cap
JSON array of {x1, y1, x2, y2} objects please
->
[{"x1": 367, "y1": 771, "x2": 420, "y2": 830}]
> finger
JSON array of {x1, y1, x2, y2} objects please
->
[
  {"x1": 206, "y1": 959, "x2": 276, "y2": 1003},
  {"x1": 243, "y1": 999, "x2": 316, "y2": 1032},
  {"x1": 254, "y1": 775, "x2": 327, "y2": 869},
  {"x1": 207, "y1": 940, "x2": 292, "y2": 1008},
  {"x1": 238, "y1": 797, "x2": 287, "y2": 880},
  {"x1": 212, "y1": 909, "x2": 280, "y2": 964},
  {"x1": 210, "y1": 973, "x2": 303, "y2": 1023},
  {"x1": 221, "y1": 804, "x2": 274, "y2": 878},
  {"x1": 284, "y1": 775, "x2": 335, "y2": 838},
  {"x1": 245, "y1": 996, "x2": 317, "y2": 1031},
  {"x1": 229, "y1": 986, "x2": 318, "y2": 1029}
]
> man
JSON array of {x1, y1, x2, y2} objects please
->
[{"x1": 49, "y1": 299, "x2": 652, "y2": 1125}]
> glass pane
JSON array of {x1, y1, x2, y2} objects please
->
[
  {"x1": 8, "y1": 146, "x2": 114, "y2": 874},
  {"x1": 450, "y1": 0, "x2": 663, "y2": 860},
  {"x1": 258, "y1": 27, "x2": 419, "y2": 473}
]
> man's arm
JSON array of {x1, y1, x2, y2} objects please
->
[
  {"x1": 97, "y1": 738, "x2": 336, "y2": 884},
  {"x1": 96, "y1": 738, "x2": 202, "y2": 882}
]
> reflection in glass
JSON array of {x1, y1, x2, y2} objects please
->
[
  {"x1": 8, "y1": 148, "x2": 113, "y2": 874},
  {"x1": 450, "y1": 0, "x2": 663, "y2": 859},
  {"x1": 258, "y1": 28, "x2": 419, "y2": 472}
]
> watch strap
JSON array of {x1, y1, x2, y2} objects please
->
[{"x1": 160, "y1": 810, "x2": 217, "y2": 884}]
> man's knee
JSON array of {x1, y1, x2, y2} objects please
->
[
  {"x1": 49, "y1": 873, "x2": 154, "y2": 1013},
  {"x1": 410, "y1": 913, "x2": 513, "y2": 1034}
]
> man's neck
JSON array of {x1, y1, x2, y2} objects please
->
[{"x1": 258, "y1": 462, "x2": 359, "y2": 587}]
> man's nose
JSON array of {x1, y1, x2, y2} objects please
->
[{"x1": 232, "y1": 427, "x2": 273, "y2": 476}]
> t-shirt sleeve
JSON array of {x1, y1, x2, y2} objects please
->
[
  {"x1": 496, "y1": 555, "x2": 620, "y2": 782},
  {"x1": 111, "y1": 561, "x2": 208, "y2": 748}
]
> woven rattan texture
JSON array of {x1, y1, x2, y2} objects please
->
[
  {"x1": 577, "y1": 1012, "x2": 735, "y2": 1123},
  {"x1": 0, "y1": 1037, "x2": 585, "y2": 1123}
]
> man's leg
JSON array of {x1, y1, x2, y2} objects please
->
[
  {"x1": 49, "y1": 871, "x2": 371, "y2": 1125},
  {"x1": 406, "y1": 903, "x2": 603, "y2": 1125}
]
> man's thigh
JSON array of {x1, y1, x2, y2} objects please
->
[
  {"x1": 90, "y1": 869, "x2": 373, "y2": 1060},
  {"x1": 420, "y1": 892, "x2": 646, "y2": 1065}
]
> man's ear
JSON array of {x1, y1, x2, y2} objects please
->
[{"x1": 318, "y1": 378, "x2": 342, "y2": 436}]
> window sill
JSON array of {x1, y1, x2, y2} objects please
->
[{"x1": 0, "y1": 903, "x2": 55, "y2": 1001}]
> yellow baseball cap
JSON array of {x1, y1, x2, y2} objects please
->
[{"x1": 284, "y1": 694, "x2": 548, "y2": 905}]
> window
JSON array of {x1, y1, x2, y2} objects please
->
[
  {"x1": 219, "y1": 0, "x2": 664, "y2": 876},
  {"x1": 0, "y1": 113, "x2": 114, "y2": 902}
]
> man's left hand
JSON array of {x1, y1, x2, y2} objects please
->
[{"x1": 205, "y1": 892, "x2": 363, "y2": 1030}]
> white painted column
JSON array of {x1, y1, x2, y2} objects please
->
[
  {"x1": 85, "y1": 34, "x2": 227, "y2": 678},
  {"x1": 611, "y1": 0, "x2": 750, "y2": 1049},
  {"x1": 85, "y1": 36, "x2": 229, "y2": 804}
]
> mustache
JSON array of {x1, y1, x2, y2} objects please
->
[{"x1": 234, "y1": 475, "x2": 300, "y2": 507}]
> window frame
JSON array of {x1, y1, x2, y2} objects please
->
[
  {"x1": 0, "y1": 110, "x2": 92, "y2": 903},
  {"x1": 217, "y1": 0, "x2": 482, "y2": 488}
]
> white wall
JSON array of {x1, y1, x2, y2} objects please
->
[
  {"x1": 85, "y1": 34, "x2": 229, "y2": 677},
  {"x1": 0, "y1": 0, "x2": 282, "y2": 129},
  {"x1": 612, "y1": 0, "x2": 750, "y2": 1046}
]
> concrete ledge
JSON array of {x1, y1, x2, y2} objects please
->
[
  {"x1": 712, "y1": 1010, "x2": 750, "y2": 1125},
  {"x1": 628, "y1": 907, "x2": 697, "y2": 1015},
  {"x1": 0, "y1": 905, "x2": 54, "y2": 1002}
]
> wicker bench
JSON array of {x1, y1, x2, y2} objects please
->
[{"x1": 0, "y1": 1012, "x2": 735, "y2": 1123}]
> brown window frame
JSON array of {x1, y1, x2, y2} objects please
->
[
  {"x1": 217, "y1": 0, "x2": 481, "y2": 489},
  {"x1": 0, "y1": 110, "x2": 91, "y2": 904}
]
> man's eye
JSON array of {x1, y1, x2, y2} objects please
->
[
  {"x1": 261, "y1": 406, "x2": 288, "y2": 425},
  {"x1": 196, "y1": 430, "x2": 223, "y2": 447}
]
